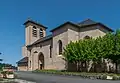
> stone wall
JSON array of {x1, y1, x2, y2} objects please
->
[
  {"x1": 52, "y1": 24, "x2": 69, "y2": 70},
  {"x1": 28, "y1": 39, "x2": 54, "y2": 71},
  {"x1": 26, "y1": 23, "x2": 112, "y2": 71},
  {"x1": 79, "y1": 25, "x2": 108, "y2": 39},
  {"x1": 18, "y1": 66, "x2": 28, "y2": 71}
]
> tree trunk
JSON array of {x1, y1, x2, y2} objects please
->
[
  {"x1": 94, "y1": 62, "x2": 97, "y2": 72},
  {"x1": 115, "y1": 62, "x2": 118, "y2": 73},
  {"x1": 85, "y1": 61, "x2": 88, "y2": 72},
  {"x1": 77, "y1": 62, "x2": 79, "y2": 72}
]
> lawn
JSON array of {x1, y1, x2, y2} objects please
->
[{"x1": 33, "y1": 69, "x2": 120, "y2": 80}]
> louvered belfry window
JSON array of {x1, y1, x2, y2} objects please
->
[
  {"x1": 40, "y1": 28, "x2": 43, "y2": 38},
  {"x1": 32, "y1": 26, "x2": 37, "y2": 37}
]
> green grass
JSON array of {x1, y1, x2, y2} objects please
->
[
  {"x1": 0, "y1": 78, "x2": 3, "y2": 81},
  {"x1": 34, "y1": 69, "x2": 120, "y2": 76},
  {"x1": 1, "y1": 71, "x2": 14, "y2": 75},
  {"x1": 33, "y1": 69, "x2": 120, "y2": 80}
]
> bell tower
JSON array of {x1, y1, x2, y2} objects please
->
[{"x1": 24, "y1": 19, "x2": 47, "y2": 46}]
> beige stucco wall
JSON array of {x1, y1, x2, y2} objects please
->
[
  {"x1": 18, "y1": 66, "x2": 28, "y2": 71},
  {"x1": 52, "y1": 24, "x2": 70, "y2": 70},
  {"x1": 68, "y1": 25, "x2": 79, "y2": 43},
  {"x1": 28, "y1": 39, "x2": 54, "y2": 71},
  {"x1": 25, "y1": 23, "x2": 46, "y2": 45},
  {"x1": 22, "y1": 46, "x2": 28, "y2": 57},
  {"x1": 79, "y1": 25, "x2": 109, "y2": 39},
  {"x1": 24, "y1": 22, "x2": 47, "y2": 71}
]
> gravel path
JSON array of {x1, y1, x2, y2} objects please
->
[{"x1": 15, "y1": 71, "x2": 120, "y2": 83}]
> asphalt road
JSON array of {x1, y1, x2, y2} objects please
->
[{"x1": 15, "y1": 71, "x2": 120, "y2": 83}]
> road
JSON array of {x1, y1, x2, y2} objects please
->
[{"x1": 15, "y1": 71, "x2": 120, "y2": 83}]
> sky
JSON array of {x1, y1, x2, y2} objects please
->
[{"x1": 0, "y1": 0, "x2": 120, "y2": 65}]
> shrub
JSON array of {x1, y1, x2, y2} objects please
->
[
  {"x1": 112, "y1": 75, "x2": 119, "y2": 80},
  {"x1": 1, "y1": 71, "x2": 14, "y2": 75},
  {"x1": 1, "y1": 71, "x2": 7, "y2": 74},
  {"x1": 101, "y1": 75, "x2": 107, "y2": 80},
  {"x1": 7, "y1": 71, "x2": 14, "y2": 75}
]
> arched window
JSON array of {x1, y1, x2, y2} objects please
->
[
  {"x1": 34, "y1": 51, "x2": 38, "y2": 53},
  {"x1": 32, "y1": 26, "x2": 37, "y2": 37},
  {"x1": 84, "y1": 35, "x2": 90, "y2": 39},
  {"x1": 40, "y1": 29, "x2": 43, "y2": 38},
  {"x1": 58, "y1": 40, "x2": 62, "y2": 55}
]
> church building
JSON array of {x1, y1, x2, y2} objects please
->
[{"x1": 17, "y1": 19, "x2": 113, "y2": 71}]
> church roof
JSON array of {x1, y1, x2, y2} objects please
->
[
  {"x1": 24, "y1": 19, "x2": 48, "y2": 29},
  {"x1": 50, "y1": 19, "x2": 113, "y2": 32},
  {"x1": 27, "y1": 19, "x2": 113, "y2": 47},
  {"x1": 27, "y1": 34, "x2": 52, "y2": 47},
  {"x1": 50, "y1": 21, "x2": 81, "y2": 32},
  {"x1": 77, "y1": 19, "x2": 97, "y2": 26},
  {"x1": 17, "y1": 57, "x2": 28, "y2": 63}
]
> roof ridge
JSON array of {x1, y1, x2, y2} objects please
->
[
  {"x1": 78, "y1": 19, "x2": 97, "y2": 25},
  {"x1": 24, "y1": 19, "x2": 48, "y2": 29},
  {"x1": 27, "y1": 34, "x2": 52, "y2": 47},
  {"x1": 17, "y1": 57, "x2": 28, "y2": 63}
]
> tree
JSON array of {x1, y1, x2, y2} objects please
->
[
  {"x1": 108, "y1": 29, "x2": 120, "y2": 73},
  {"x1": 63, "y1": 30, "x2": 120, "y2": 73},
  {"x1": 63, "y1": 38, "x2": 95, "y2": 71}
]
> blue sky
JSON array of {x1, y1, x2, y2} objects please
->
[{"x1": 0, "y1": 0, "x2": 120, "y2": 65}]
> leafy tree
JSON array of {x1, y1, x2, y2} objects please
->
[
  {"x1": 63, "y1": 30, "x2": 120, "y2": 73},
  {"x1": 107, "y1": 29, "x2": 120, "y2": 73},
  {"x1": 63, "y1": 39, "x2": 95, "y2": 71}
]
